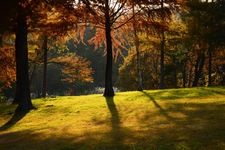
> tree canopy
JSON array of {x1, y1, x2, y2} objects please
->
[{"x1": 0, "y1": 0, "x2": 225, "y2": 111}]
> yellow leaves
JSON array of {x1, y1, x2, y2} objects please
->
[{"x1": 46, "y1": 9, "x2": 63, "y2": 25}]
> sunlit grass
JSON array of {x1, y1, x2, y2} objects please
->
[{"x1": 1, "y1": 87, "x2": 225, "y2": 150}]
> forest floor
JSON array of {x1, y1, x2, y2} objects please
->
[{"x1": 1, "y1": 87, "x2": 225, "y2": 150}]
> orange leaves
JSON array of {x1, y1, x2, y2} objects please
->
[
  {"x1": 88, "y1": 28, "x2": 106, "y2": 50},
  {"x1": 50, "y1": 54, "x2": 93, "y2": 84},
  {"x1": 0, "y1": 46, "x2": 16, "y2": 90},
  {"x1": 88, "y1": 28, "x2": 127, "y2": 61}
]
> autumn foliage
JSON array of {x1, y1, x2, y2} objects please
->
[
  {"x1": 0, "y1": 47, "x2": 16, "y2": 91},
  {"x1": 0, "y1": 0, "x2": 225, "y2": 101},
  {"x1": 50, "y1": 54, "x2": 93, "y2": 84}
]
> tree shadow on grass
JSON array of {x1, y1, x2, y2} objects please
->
[
  {"x1": 201, "y1": 87, "x2": 225, "y2": 96},
  {"x1": 0, "y1": 111, "x2": 28, "y2": 131},
  {"x1": 142, "y1": 91, "x2": 175, "y2": 121},
  {"x1": 143, "y1": 87, "x2": 225, "y2": 100},
  {"x1": 139, "y1": 90, "x2": 225, "y2": 149},
  {"x1": 105, "y1": 96, "x2": 124, "y2": 148},
  {"x1": 2, "y1": 98, "x2": 225, "y2": 149}
]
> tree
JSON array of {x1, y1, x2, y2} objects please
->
[
  {"x1": 42, "y1": 36, "x2": 48, "y2": 97},
  {"x1": 184, "y1": 0, "x2": 225, "y2": 87},
  {"x1": 50, "y1": 54, "x2": 93, "y2": 95},
  {"x1": 127, "y1": 0, "x2": 177, "y2": 89},
  {"x1": 118, "y1": 33, "x2": 160, "y2": 90},
  {"x1": 14, "y1": 0, "x2": 34, "y2": 111},
  {"x1": 132, "y1": 2, "x2": 143, "y2": 91},
  {"x1": 104, "y1": 0, "x2": 114, "y2": 96},
  {"x1": 0, "y1": 0, "x2": 56, "y2": 110},
  {"x1": 0, "y1": 1, "x2": 17, "y2": 92},
  {"x1": 165, "y1": 16, "x2": 189, "y2": 88},
  {"x1": 36, "y1": 0, "x2": 85, "y2": 97},
  {"x1": 204, "y1": 0, "x2": 225, "y2": 86},
  {"x1": 159, "y1": 0, "x2": 166, "y2": 89},
  {"x1": 2, "y1": 0, "x2": 62, "y2": 110},
  {"x1": 77, "y1": 0, "x2": 133, "y2": 96},
  {"x1": 23, "y1": 0, "x2": 80, "y2": 97}
]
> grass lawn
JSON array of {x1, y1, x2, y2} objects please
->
[{"x1": 1, "y1": 87, "x2": 225, "y2": 150}]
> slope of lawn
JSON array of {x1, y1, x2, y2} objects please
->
[{"x1": 1, "y1": 87, "x2": 225, "y2": 150}]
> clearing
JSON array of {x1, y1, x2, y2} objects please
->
[{"x1": 1, "y1": 87, "x2": 225, "y2": 150}]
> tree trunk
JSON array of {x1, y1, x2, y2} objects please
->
[
  {"x1": 29, "y1": 63, "x2": 36, "y2": 87},
  {"x1": 172, "y1": 58, "x2": 177, "y2": 88},
  {"x1": 103, "y1": 0, "x2": 114, "y2": 97},
  {"x1": 132, "y1": 4, "x2": 143, "y2": 91},
  {"x1": 42, "y1": 35, "x2": 48, "y2": 98},
  {"x1": 14, "y1": 2, "x2": 33, "y2": 111},
  {"x1": 182, "y1": 60, "x2": 187, "y2": 88},
  {"x1": 159, "y1": 0, "x2": 165, "y2": 89},
  {"x1": 188, "y1": 63, "x2": 193, "y2": 87},
  {"x1": 192, "y1": 55, "x2": 200, "y2": 87},
  {"x1": 159, "y1": 31, "x2": 165, "y2": 89},
  {"x1": 192, "y1": 52, "x2": 205, "y2": 87},
  {"x1": 208, "y1": 45, "x2": 212, "y2": 86}
]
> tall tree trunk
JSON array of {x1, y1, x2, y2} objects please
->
[
  {"x1": 29, "y1": 62, "x2": 37, "y2": 87},
  {"x1": 103, "y1": 0, "x2": 114, "y2": 97},
  {"x1": 159, "y1": 31, "x2": 165, "y2": 89},
  {"x1": 159, "y1": 0, "x2": 165, "y2": 89},
  {"x1": 192, "y1": 55, "x2": 200, "y2": 87},
  {"x1": 42, "y1": 35, "x2": 48, "y2": 98},
  {"x1": 188, "y1": 64, "x2": 193, "y2": 87},
  {"x1": 182, "y1": 60, "x2": 187, "y2": 88},
  {"x1": 208, "y1": 45, "x2": 213, "y2": 86},
  {"x1": 132, "y1": 4, "x2": 143, "y2": 91},
  {"x1": 172, "y1": 58, "x2": 177, "y2": 88},
  {"x1": 192, "y1": 52, "x2": 205, "y2": 87},
  {"x1": 14, "y1": 2, "x2": 33, "y2": 111}
]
